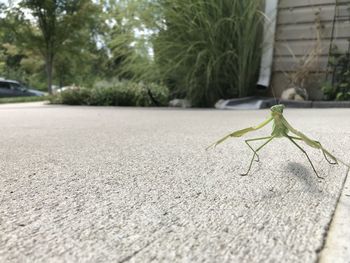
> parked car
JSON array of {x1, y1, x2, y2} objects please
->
[{"x1": 0, "y1": 78, "x2": 46, "y2": 97}]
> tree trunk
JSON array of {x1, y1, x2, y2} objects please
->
[{"x1": 45, "y1": 54, "x2": 53, "y2": 94}]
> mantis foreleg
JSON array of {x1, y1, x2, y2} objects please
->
[
  {"x1": 206, "y1": 117, "x2": 273, "y2": 150},
  {"x1": 281, "y1": 117, "x2": 341, "y2": 165},
  {"x1": 245, "y1": 136, "x2": 272, "y2": 162},
  {"x1": 241, "y1": 136, "x2": 274, "y2": 176},
  {"x1": 286, "y1": 135, "x2": 324, "y2": 179}
]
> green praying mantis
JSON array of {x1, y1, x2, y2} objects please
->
[{"x1": 207, "y1": 104, "x2": 349, "y2": 179}]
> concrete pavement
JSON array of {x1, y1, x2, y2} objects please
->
[{"x1": 0, "y1": 102, "x2": 349, "y2": 262}]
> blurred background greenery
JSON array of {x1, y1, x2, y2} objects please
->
[{"x1": 0, "y1": 0, "x2": 264, "y2": 107}]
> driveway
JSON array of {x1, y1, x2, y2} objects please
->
[{"x1": 0, "y1": 102, "x2": 349, "y2": 262}]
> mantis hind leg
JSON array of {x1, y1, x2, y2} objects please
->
[
  {"x1": 241, "y1": 136, "x2": 274, "y2": 176},
  {"x1": 289, "y1": 136, "x2": 337, "y2": 165},
  {"x1": 287, "y1": 136, "x2": 324, "y2": 179},
  {"x1": 244, "y1": 136, "x2": 272, "y2": 162},
  {"x1": 320, "y1": 148, "x2": 337, "y2": 165}
]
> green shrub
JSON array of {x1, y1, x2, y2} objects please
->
[
  {"x1": 322, "y1": 50, "x2": 350, "y2": 101},
  {"x1": 153, "y1": 0, "x2": 264, "y2": 107},
  {"x1": 54, "y1": 88, "x2": 91, "y2": 105},
  {"x1": 49, "y1": 81, "x2": 169, "y2": 106}
]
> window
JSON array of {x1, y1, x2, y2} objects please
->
[
  {"x1": 9, "y1": 82, "x2": 21, "y2": 90},
  {"x1": 0, "y1": 82, "x2": 11, "y2": 89}
]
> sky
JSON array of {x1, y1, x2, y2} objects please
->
[{"x1": 0, "y1": 0, "x2": 18, "y2": 5}]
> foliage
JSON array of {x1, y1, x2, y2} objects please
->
[
  {"x1": 152, "y1": 0, "x2": 264, "y2": 107},
  {"x1": 322, "y1": 49, "x2": 350, "y2": 101},
  {"x1": 1, "y1": 0, "x2": 267, "y2": 107},
  {"x1": 50, "y1": 80, "x2": 169, "y2": 106},
  {"x1": 3, "y1": 44, "x2": 47, "y2": 90},
  {"x1": 0, "y1": 0, "x2": 103, "y2": 93},
  {"x1": 0, "y1": 6, "x2": 46, "y2": 89},
  {"x1": 102, "y1": 0, "x2": 159, "y2": 81},
  {"x1": 0, "y1": 95, "x2": 48, "y2": 104}
]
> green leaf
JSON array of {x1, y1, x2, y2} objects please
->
[{"x1": 336, "y1": 92, "x2": 344, "y2": 101}]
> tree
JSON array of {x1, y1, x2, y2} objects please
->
[
  {"x1": 0, "y1": 6, "x2": 40, "y2": 83},
  {"x1": 102, "y1": 0, "x2": 160, "y2": 81},
  {"x1": 14, "y1": 0, "x2": 100, "y2": 93}
]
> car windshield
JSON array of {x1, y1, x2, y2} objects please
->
[{"x1": 10, "y1": 83, "x2": 21, "y2": 90}]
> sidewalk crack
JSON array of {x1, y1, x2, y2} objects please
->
[{"x1": 316, "y1": 167, "x2": 350, "y2": 262}]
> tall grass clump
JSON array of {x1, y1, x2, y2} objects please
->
[{"x1": 153, "y1": 0, "x2": 264, "y2": 107}]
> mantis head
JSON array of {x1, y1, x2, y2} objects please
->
[{"x1": 270, "y1": 104, "x2": 285, "y2": 114}]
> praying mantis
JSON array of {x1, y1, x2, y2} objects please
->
[{"x1": 207, "y1": 104, "x2": 349, "y2": 179}]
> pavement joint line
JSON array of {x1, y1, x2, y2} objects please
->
[{"x1": 318, "y1": 167, "x2": 350, "y2": 263}]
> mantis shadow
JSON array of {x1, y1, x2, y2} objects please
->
[{"x1": 286, "y1": 162, "x2": 320, "y2": 189}]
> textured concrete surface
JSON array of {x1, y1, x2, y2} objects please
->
[
  {"x1": 0, "y1": 102, "x2": 349, "y2": 263},
  {"x1": 319, "y1": 166, "x2": 350, "y2": 263}
]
